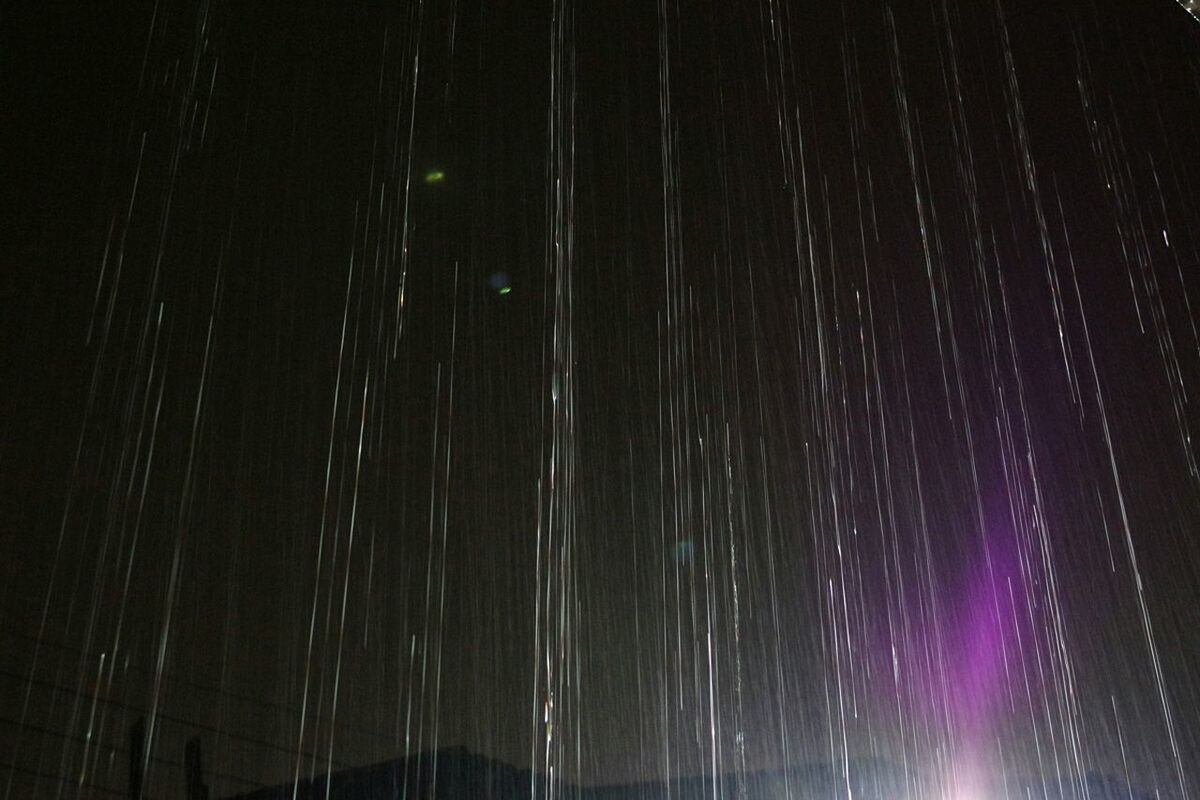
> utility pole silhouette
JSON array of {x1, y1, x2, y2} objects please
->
[
  {"x1": 128, "y1": 718, "x2": 145, "y2": 800},
  {"x1": 185, "y1": 736, "x2": 209, "y2": 800}
]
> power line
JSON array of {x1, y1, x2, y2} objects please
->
[
  {"x1": 0, "y1": 715, "x2": 265, "y2": 791},
  {"x1": 0, "y1": 627, "x2": 406, "y2": 749},
  {"x1": 0, "y1": 667, "x2": 350, "y2": 772}
]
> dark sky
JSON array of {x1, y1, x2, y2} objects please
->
[{"x1": 3, "y1": 0, "x2": 1200, "y2": 798}]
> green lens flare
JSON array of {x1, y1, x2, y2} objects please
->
[
  {"x1": 498, "y1": 286, "x2": 512, "y2": 295},
  {"x1": 424, "y1": 170, "x2": 445, "y2": 184}
]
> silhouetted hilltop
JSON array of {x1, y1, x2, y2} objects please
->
[
  {"x1": 225, "y1": 748, "x2": 1156, "y2": 800},
  {"x1": 580, "y1": 758, "x2": 909, "y2": 800},
  {"x1": 226, "y1": 746, "x2": 533, "y2": 800},
  {"x1": 1005, "y1": 771, "x2": 1159, "y2": 800}
]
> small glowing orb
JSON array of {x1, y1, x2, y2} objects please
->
[
  {"x1": 424, "y1": 169, "x2": 446, "y2": 184},
  {"x1": 489, "y1": 271, "x2": 512, "y2": 294}
]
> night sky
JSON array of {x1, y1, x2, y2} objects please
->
[{"x1": 3, "y1": 0, "x2": 1200, "y2": 797}]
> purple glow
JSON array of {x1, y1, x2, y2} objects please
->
[{"x1": 886, "y1": 490, "x2": 1038, "y2": 793}]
